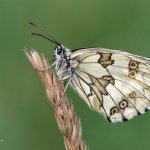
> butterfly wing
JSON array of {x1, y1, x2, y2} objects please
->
[{"x1": 70, "y1": 48, "x2": 150, "y2": 123}]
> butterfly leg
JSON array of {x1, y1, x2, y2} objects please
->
[
  {"x1": 36, "y1": 65, "x2": 51, "y2": 71},
  {"x1": 35, "y1": 59, "x2": 60, "y2": 71},
  {"x1": 56, "y1": 77, "x2": 72, "y2": 108},
  {"x1": 62, "y1": 77, "x2": 72, "y2": 96}
]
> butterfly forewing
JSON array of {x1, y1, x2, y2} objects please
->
[{"x1": 69, "y1": 48, "x2": 150, "y2": 123}]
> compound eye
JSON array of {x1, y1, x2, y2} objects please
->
[{"x1": 57, "y1": 47, "x2": 63, "y2": 55}]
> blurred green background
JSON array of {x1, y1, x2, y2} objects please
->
[{"x1": 1, "y1": 0, "x2": 150, "y2": 150}]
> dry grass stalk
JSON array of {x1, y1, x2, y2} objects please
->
[{"x1": 24, "y1": 49, "x2": 88, "y2": 150}]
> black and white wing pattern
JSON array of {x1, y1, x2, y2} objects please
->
[{"x1": 70, "y1": 48, "x2": 150, "y2": 123}]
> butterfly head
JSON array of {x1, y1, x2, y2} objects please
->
[{"x1": 54, "y1": 45, "x2": 71, "y2": 59}]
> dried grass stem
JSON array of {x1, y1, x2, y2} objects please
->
[{"x1": 25, "y1": 49, "x2": 88, "y2": 150}]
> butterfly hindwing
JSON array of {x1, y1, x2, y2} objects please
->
[{"x1": 70, "y1": 48, "x2": 150, "y2": 123}]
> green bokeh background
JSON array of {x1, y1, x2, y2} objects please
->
[{"x1": 1, "y1": 0, "x2": 150, "y2": 150}]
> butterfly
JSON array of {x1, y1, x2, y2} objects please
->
[{"x1": 29, "y1": 22, "x2": 150, "y2": 123}]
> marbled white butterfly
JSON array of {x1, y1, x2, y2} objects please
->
[{"x1": 29, "y1": 22, "x2": 150, "y2": 123}]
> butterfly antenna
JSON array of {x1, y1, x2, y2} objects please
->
[
  {"x1": 28, "y1": 21, "x2": 61, "y2": 46},
  {"x1": 31, "y1": 33, "x2": 61, "y2": 45}
]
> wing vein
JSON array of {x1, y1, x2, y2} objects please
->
[
  {"x1": 76, "y1": 73, "x2": 110, "y2": 119},
  {"x1": 116, "y1": 79, "x2": 150, "y2": 101}
]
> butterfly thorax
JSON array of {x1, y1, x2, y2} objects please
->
[{"x1": 54, "y1": 45, "x2": 76, "y2": 80}]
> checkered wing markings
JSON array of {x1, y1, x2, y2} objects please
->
[
  {"x1": 70, "y1": 72, "x2": 109, "y2": 119},
  {"x1": 70, "y1": 49, "x2": 150, "y2": 123}
]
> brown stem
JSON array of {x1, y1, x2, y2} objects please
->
[{"x1": 24, "y1": 49, "x2": 88, "y2": 150}]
